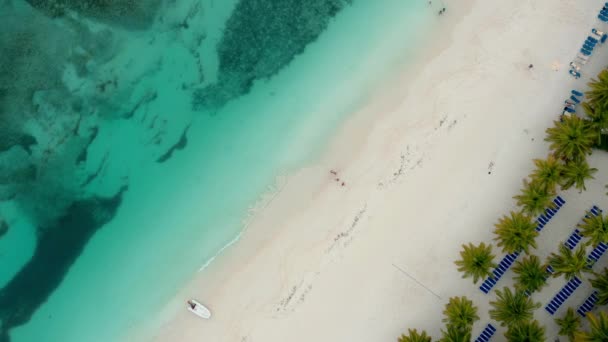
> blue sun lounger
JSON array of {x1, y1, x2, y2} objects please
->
[
  {"x1": 583, "y1": 43, "x2": 595, "y2": 51},
  {"x1": 570, "y1": 95, "x2": 581, "y2": 103},
  {"x1": 475, "y1": 323, "x2": 497, "y2": 342},
  {"x1": 599, "y1": 14, "x2": 608, "y2": 22},
  {"x1": 590, "y1": 205, "x2": 602, "y2": 216},
  {"x1": 569, "y1": 70, "x2": 581, "y2": 79},
  {"x1": 572, "y1": 90, "x2": 584, "y2": 97},
  {"x1": 564, "y1": 106, "x2": 576, "y2": 113},
  {"x1": 580, "y1": 48, "x2": 592, "y2": 56},
  {"x1": 603, "y1": 34, "x2": 608, "y2": 43},
  {"x1": 588, "y1": 36, "x2": 599, "y2": 43},
  {"x1": 577, "y1": 291, "x2": 599, "y2": 317},
  {"x1": 545, "y1": 277, "x2": 583, "y2": 315},
  {"x1": 535, "y1": 196, "x2": 566, "y2": 232}
]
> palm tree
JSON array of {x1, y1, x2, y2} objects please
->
[
  {"x1": 504, "y1": 319, "x2": 546, "y2": 342},
  {"x1": 489, "y1": 287, "x2": 540, "y2": 327},
  {"x1": 493, "y1": 211, "x2": 538, "y2": 255},
  {"x1": 439, "y1": 324, "x2": 470, "y2": 342},
  {"x1": 560, "y1": 158, "x2": 597, "y2": 192},
  {"x1": 442, "y1": 296, "x2": 479, "y2": 332},
  {"x1": 455, "y1": 242, "x2": 497, "y2": 284},
  {"x1": 590, "y1": 268, "x2": 608, "y2": 306},
  {"x1": 555, "y1": 308, "x2": 581, "y2": 340},
  {"x1": 547, "y1": 244, "x2": 593, "y2": 281},
  {"x1": 513, "y1": 179, "x2": 556, "y2": 216},
  {"x1": 581, "y1": 101, "x2": 608, "y2": 145},
  {"x1": 545, "y1": 114, "x2": 596, "y2": 162},
  {"x1": 398, "y1": 329, "x2": 432, "y2": 342},
  {"x1": 512, "y1": 254, "x2": 548, "y2": 294},
  {"x1": 574, "y1": 311, "x2": 608, "y2": 341},
  {"x1": 579, "y1": 212, "x2": 608, "y2": 248},
  {"x1": 586, "y1": 69, "x2": 608, "y2": 109},
  {"x1": 529, "y1": 155, "x2": 564, "y2": 192}
]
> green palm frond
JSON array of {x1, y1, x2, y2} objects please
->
[
  {"x1": 590, "y1": 268, "x2": 608, "y2": 306},
  {"x1": 575, "y1": 311, "x2": 608, "y2": 341},
  {"x1": 529, "y1": 155, "x2": 563, "y2": 192},
  {"x1": 581, "y1": 101, "x2": 608, "y2": 145},
  {"x1": 504, "y1": 319, "x2": 546, "y2": 342},
  {"x1": 439, "y1": 324, "x2": 471, "y2": 342},
  {"x1": 547, "y1": 244, "x2": 592, "y2": 281},
  {"x1": 545, "y1": 115, "x2": 596, "y2": 162},
  {"x1": 579, "y1": 212, "x2": 608, "y2": 248},
  {"x1": 514, "y1": 178, "x2": 556, "y2": 216},
  {"x1": 493, "y1": 211, "x2": 538, "y2": 255},
  {"x1": 512, "y1": 255, "x2": 548, "y2": 293},
  {"x1": 442, "y1": 296, "x2": 479, "y2": 332},
  {"x1": 398, "y1": 329, "x2": 432, "y2": 342},
  {"x1": 454, "y1": 242, "x2": 497, "y2": 284},
  {"x1": 560, "y1": 159, "x2": 597, "y2": 192},
  {"x1": 489, "y1": 287, "x2": 540, "y2": 327},
  {"x1": 586, "y1": 69, "x2": 608, "y2": 108},
  {"x1": 555, "y1": 308, "x2": 580, "y2": 340}
]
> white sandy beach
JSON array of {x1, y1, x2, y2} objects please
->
[{"x1": 139, "y1": 0, "x2": 608, "y2": 340}]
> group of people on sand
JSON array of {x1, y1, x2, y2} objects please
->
[
  {"x1": 428, "y1": 1, "x2": 446, "y2": 15},
  {"x1": 330, "y1": 170, "x2": 346, "y2": 187}
]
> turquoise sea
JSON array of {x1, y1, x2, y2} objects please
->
[{"x1": 0, "y1": 0, "x2": 439, "y2": 341}]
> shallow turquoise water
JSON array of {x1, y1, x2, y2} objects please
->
[{"x1": 0, "y1": 0, "x2": 437, "y2": 341}]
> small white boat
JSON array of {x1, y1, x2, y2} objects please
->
[{"x1": 187, "y1": 299, "x2": 211, "y2": 319}]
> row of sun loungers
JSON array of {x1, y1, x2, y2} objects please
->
[
  {"x1": 580, "y1": 36, "x2": 598, "y2": 57},
  {"x1": 573, "y1": 28, "x2": 606, "y2": 71},
  {"x1": 577, "y1": 291, "x2": 599, "y2": 317},
  {"x1": 479, "y1": 196, "x2": 566, "y2": 294},
  {"x1": 479, "y1": 251, "x2": 520, "y2": 294},
  {"x1": 545, "y1": 277, "x2": 583, "y2": 315},
  {"x1": 535, "y1": 196, "x2": 566, "y2": 232},
  {"x1": 564, "y1": 90, "x2": 583, "y2": 115},
  {"x1": 585, "y1": 242, "x2": 608, "y2": 264},
  {"x1": 474, "y1": 323, "x2": 496, "y2": 342},
  {"x1": 565, "y1": 229, "x2": 583, "y2": 250},
  {"x1": 599, "y1": 3, "x2": 608, "y2": 22}
]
